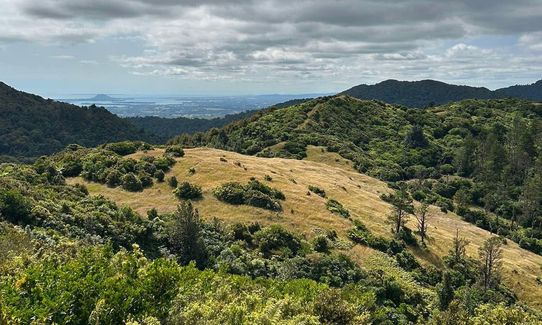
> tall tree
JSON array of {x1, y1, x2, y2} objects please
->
[
  {"x1": 478, "y1": 236, "x2": 503, "y2": 290},
  {"x1": 168, "y1": 201, "x2": 207, "y2": 267},
  {"x1": 448, "y1": 229, "x2": 469, "y2": 267},
  {"x1": 387, "y1": 188, "x2": 414, "y2": 235},
  {"x1": 414, "y1": 202, "x2": 431, "y2": 245}
]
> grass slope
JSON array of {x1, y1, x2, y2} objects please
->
[{"x1": 67, "y1": 147, "x2": 542, "y2": 309}]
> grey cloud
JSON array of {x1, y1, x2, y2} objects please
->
[{"x1": 3, "y1": 0, "x2": 542, "y2": 84}]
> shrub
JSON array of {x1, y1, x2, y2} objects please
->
[
  {"x1": 167, "y1": 176, "x2": 178, "y2": 188},
  {"x1": 139, "y1": 173, "x2": 154, "y2": 188},
  {"x1": 254, "y1": 225, "x2": 302, "y2": 257},
  {"x1": 105, "y1": 169, "x2": 122, "y2": 187},
  {"x1": 165, "y1": 145, "x2": 185, "y2": 157},
  {"x1": 313, "y1": 235, "x2": 331, "y2": 253},
  {"x1": 121, "y1": 173, "x2": 143, "y2": 192},
  {"x1": 173, "y1": 182, "x2": 203, "y2": 200},
  {"x1": 154, "y1": 170, "x2": 165, "y2": 182},
  {"x1": 213, "y1": 181, "x2": 284, "y2": 211},
  {"x1": 308, "y1": 185, "x2": 326, "y2": 197},
  {"x1": 104, "y1": 141, "x2": 138, "y2": 156},
  {"x1": 326, "y1": 199, "x2": 350, "y2": 218},
  {"x1": 213, "y1": 182, "x2": 246, "y2": 205},
  {"x1": 0, "y1": 189, "x2": 33, "y2": 225}
]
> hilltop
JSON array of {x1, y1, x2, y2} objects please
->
[
  {"x1": 0, "y1": 82, "x2": 156, "y2": 161},
  {"x1": 341, "y1": 79, "x2": 542, "y2": 107}
]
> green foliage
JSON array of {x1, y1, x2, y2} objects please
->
[
  {"x1": 165, "y1": 145, "x2": 185, "y2": 157},
  {"x1": 326, "y1": 199, "x2": 350, "y2": 218},
  {"x1": 167, "y1": 201, "x2": 207, "y2": 267},
  {"x1": 167, "y1": 175, "x2": 178, "y2": 188},
  {"x1": 312, "y1": 235, "x2": 331, "y2": 253},
  {"x1": 213, "y1": 180, "x2": 285, "y2": 211},
  {"x1": 0, "y1": 82, "x2": 157, "y2": 160},
  {"x1": 308, "y1": 185, "x2": 326, "y2": 197},
  {"x1": 254, "y1": 225, "x2": 302, "y2": 258},
  {"x1": 0, "y1": 246, "x2": 181, "y2": 324},
  {"x1": 121, "y1": 172, "x2": 143, "y2": 192},
  {"x1": 0, "y1": 189, "x2": 32, "y2": 225},
  {"x1": 173, "y1": 182, "x2": 203, "y2": 200}
]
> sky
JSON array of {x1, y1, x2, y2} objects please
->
[{"x1": 0, "y1": 0, "x2": 541, "y2": 97}]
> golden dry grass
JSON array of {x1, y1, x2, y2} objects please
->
[{"x1": 67, "y1": 147, "x2": 542, "y2": 309}]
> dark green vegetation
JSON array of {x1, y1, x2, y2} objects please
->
[
  {"x1": 173, "y1": 182, "x2": 203, "y2": 200},
  {"x1": 38, "y1": 143, "x2": 176, "y2": 193},
  {"x1": 326, "y1": 199, "x2": 350, "y2": 218},
  {"x1": 171, "y1": 96, "x2": 542, "y2": 256},
  {"x1": 341, "y1": 79, "x2": 542, "y2": 108},
  {"x1": 0, "y1": 82, "x2": 157, "y2": 162},
  {"x1": 1, "y1": 139, "x2": 541, "y2": 323},
  {"x1": 213, "y1": 179, "x2": 285, "y2": 211}
]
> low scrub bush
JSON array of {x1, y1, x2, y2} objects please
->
[{"x1": 326, "y1": 199, "x2": 350, "y2": 218}]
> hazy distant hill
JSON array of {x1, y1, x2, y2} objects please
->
[
  {"x1": 341, "y1": 79, "x2": 542, "y2": 107},
  {"x1": 126, "y1": 98, "x2": 312, "y2": 141},
  {"x1": 0, "y1": 82, "x2": 155, "y2": 161}
]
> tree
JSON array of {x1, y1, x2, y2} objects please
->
[
  {"x1": 437, "y1": 272, "x2": 454, "y2": 310},
  {"x1": 447, "y1": 229, "x2": 469, "y2": 267},
  {"x1": 454, "y1": 135, "x2": 476, "y2": 177},
  {"x1": 405, "y1": 125, "x2": 428, "y2": 148},
  {"x1": 478, "y1": 236, "x2": 503, "y2": 290},
  {"x1": 387, "y1": 188, "x2": 414, "y2": 235},
  {"x1": 168, "y1": 201, "x2": 207, "y2": 267},
  {"x1": 414, "y1": 202, "x2": 431, "y2": 245}
]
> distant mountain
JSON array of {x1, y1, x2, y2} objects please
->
[
  {"x1": 495, "y1": 79, "x2": 542, "y2": 101},
  {"x1": 341, "y1": 79, "x2": 494, "y2": 107},
  {"x1": 341, "y1": 79, "x2": 542, "y2": 107},
  {"x1": 0, "y1": 82, "x2": 156, "y2": 161},
  {"x1": 87, "y1": 94, "x2": 119, "y2": 101}
]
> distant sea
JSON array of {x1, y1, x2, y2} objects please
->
[{"x1": 58, "y1": 94, "x2": 326, "y2": 118}]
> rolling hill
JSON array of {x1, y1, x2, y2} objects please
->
[
  {"x1": 341, "y1": 79, "x2": 542, "y2": 107},
  {"x1": 64, "y1": 146, "x2": 542, "y2": 309}
]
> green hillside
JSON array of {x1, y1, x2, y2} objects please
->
[
  {"x1": 0, "y1": 82, "x2": 157, "y2": 162},
  {"x1": 2, "y1": 143, "x2": 542, "y2": 323},
  {"x1": 171, "y1": 96, "x2": 542, "y2": 256}
]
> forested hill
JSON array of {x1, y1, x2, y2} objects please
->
[
  {"x1": 171, "y1": 95, "x2": 542, "y2": 256},
  {"x1": 495, "y1": 79, "x2": 542, "y2": 101},
  {"x1": 0, "y1": 82, "x2": 157, "y2": 161},
  {"x1": 341, "y1": 79, "x2": 542, "y2": 107}
]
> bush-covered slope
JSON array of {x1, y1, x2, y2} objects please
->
[
  {"x1": 0, "y1": 82, "x2": 157, "y2": 161},
  {"x1": 1, "y1": 143, "x2": 542, "y2": 322},
  {"x1": 170, "y1": 96, "x2": 542, "y2": 257}
]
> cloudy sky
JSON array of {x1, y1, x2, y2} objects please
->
[{"x1": 1, "y1": 0, "x2": 541, "y2": 96}]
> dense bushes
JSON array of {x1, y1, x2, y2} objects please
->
[
  {"x1": 213, "y1": 180, "x2": 285, "y2": 211},
  {"x1": 165, "y1": 145, "x2": 185, "y2": 157},
  {"x1": 173, "y1": 182, "x2": 203, "y2": 200},
  {"x1": 0, "y1": 189, "x2": 33, "y2": 225},
  {"x1": 41, "y1": 143, "x2": 176, "y2": 192}
]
